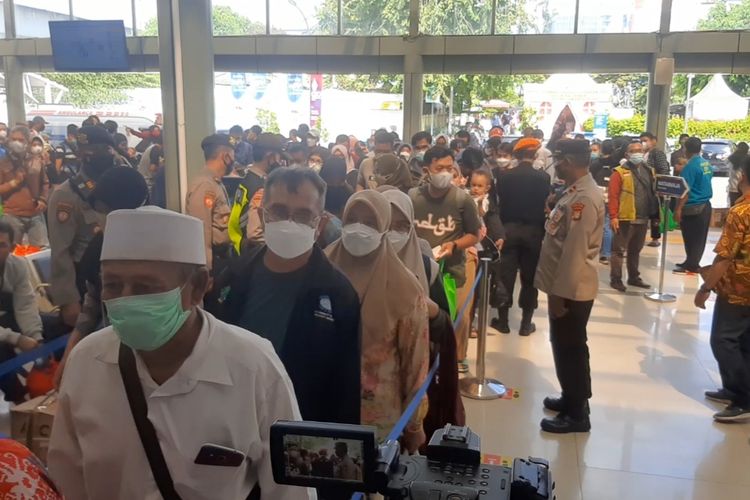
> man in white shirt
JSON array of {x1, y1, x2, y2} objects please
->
[
  {"x1": 49, "y1": 206, "x2": 313, "y2": 500},
  {"x1": 532, "y1": 129, "x2": 554, "y2": 179}
]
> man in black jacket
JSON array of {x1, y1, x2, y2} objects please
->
[
  {"x1": 220, "y1": 167, "x2": 361, "y2": 425},
  {"x1": 495, "y1": 138, "x2": 550, "y2": 336},
  {"x1": 640, "y1": 132, "x2": 670, "y2": 247}
]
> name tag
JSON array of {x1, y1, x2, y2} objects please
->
[{"x1": 314, "y1": 295, "x2": 334, "y2": 322}]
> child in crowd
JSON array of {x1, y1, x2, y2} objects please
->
[{"x1": 468, "y1": 170, "x2": 506, "y2": 336}]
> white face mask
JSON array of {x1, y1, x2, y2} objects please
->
[
  {"x1": 387, "y1": 229, "x2": 410, "y2": 253},
  {"x1": 308, "y1": 161, "x2": 322, "y2": 172},
  {"x1": 496, "y1": 158, "x2": 511, "y2": 168},
  {"x1": 264, "y1": 220, "x2": 316, "y2": 259},
  {"x1": 8, "y1": 140, "x2": 25, "y2": 154},
  {"x1": 429, "y1": 171, "x2": 453, "y2": 190},
  {"x1": 342, "y1": 222, "x2": 383, "y2": 257},
  {"x1": 306, "y1": 138, "x2": 317, "y2": 148},
  {"x1": 0, "y1": 130, "x2": 7, "y2": 139},
  {"x1": 629, "y1": 153, "x2": 645, "y2": 165},
  {"x1": 31, "y1": 145, "x2": 43, "y2": 155}
]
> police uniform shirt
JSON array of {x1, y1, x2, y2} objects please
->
[
  {"x1": 534, "y1": 173, "x2": 604, "y2": 302},
  {"x1": 185, "y1": 169, "x2": 231, "y2": 269},
  {"x1": 48, "y1": 310, "x2": 315, "y2": 500},
  {"x1": 48, "y1": 180, "x2": 106, "y2": 307}
]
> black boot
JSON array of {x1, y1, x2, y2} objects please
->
[
  {"x1": 519, "y1": 309, "x2": 536, "y2": 336},
  {"x1": 491, "y1": 308, "x2": 510, "y2": 334}
]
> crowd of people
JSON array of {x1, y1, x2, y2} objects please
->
[{"x1": 0, "y1": 112, "x2": 745, "y2": 499}]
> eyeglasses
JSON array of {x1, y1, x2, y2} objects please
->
[{"x1": 263, "y1": 207, "x2": 320, "y2": 228}]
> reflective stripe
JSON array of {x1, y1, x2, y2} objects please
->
[{"x1": 228, "y1": 184, "x2": 249, "y2": 254}]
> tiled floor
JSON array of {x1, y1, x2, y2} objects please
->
[{"x1": 463, "y1": 229, "x2": 750, "y2": 500}]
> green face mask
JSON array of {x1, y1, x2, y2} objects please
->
[{"x1": 105, "y1": 287, "x2": 191, "y2": 351}]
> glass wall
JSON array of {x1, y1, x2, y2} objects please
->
[
  {"x1": 134, "y1": 0, "x2": 158, "y2": 36},
  {"x1": 213, "y1": 0, "x2": 267, "y2": 36},
  {"x1": 25, "y1": 71, "x2": 161, "y2": 146},
  {"x1": 671, "y1": 0, "x2": 749, "y2": 31},
  {"x1": 270, "y1": 0, "x2": 335, "y2": 35},
  {"x1": 500, "y1": 0, "x2": 577, "y2": 34},
  {"x1": 420, "y1": 0, "x2": 493, "y2": 35},
  {"x1": 341, "y1": 0, "x2": 409, "y2": 35},
  {"x1": 214, "y1": 72, "x2": 403, "y2": 141},
  {"x1": 15, "y1": 0, "x2": 70, "y2": 38},
  {"x1": 577, "y1": 0, "x2": 661, "y2": 33},
  {"x1": 71, "y1": 0, "x2": 134, "y2": 35}
]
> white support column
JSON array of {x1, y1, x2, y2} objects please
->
[
  {"x1": 156, "y1": 0, "x2": 215, "y2": 212},
  {"x1": 402, "y1": 0, "x2": 423, "y2": 141},
  {"x1": 3, "y1": 0, "x2": 25, "y2": 127}
]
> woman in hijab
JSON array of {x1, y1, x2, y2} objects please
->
[
  {"x1": 373, "y1": 153, "x2": 414, "y2": 193},
  {"x1": 435, "y1": 133, "x2": 450, "y2": 148},
  {"x1": 319, "y1": 157, "x2": 352, "y2": 220},
  {"x1": 380, "y1": 188, "x2": 466, "y2": 449},
  {"x1": 326, "y1": 191, "x2": 429, "y2": 452},
  {"x1": 331, "y1": 143, "x2": 354, "y2": 172}
]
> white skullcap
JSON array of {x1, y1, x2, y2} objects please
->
[{"x1": 101, "y1": 206, "x2": 207, "y2": 265}]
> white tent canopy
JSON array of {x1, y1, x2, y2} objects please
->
[{"x1": 688, "y1": 74, "x2": 748, "y2": 121}]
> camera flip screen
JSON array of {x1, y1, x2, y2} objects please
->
[
  {"x1": 283, "y1": 435, "x2": 365, "y2": 483},
  {"x1": 271, "y1": 421, "x2": 377, "y2": 491}
]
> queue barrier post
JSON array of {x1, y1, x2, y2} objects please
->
[
  {"x1": 645, "y1": 194, "x2": 677, "y2": 303},
  {"x1": 459, "y1": 257, "x2": 506, "y2": 400}
]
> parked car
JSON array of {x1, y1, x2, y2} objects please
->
[{"x1": 701, "y1": 139, "x2": 736, "y2": 177}]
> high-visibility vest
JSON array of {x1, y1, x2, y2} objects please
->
[
  {"x1": 614, "y1": 165, "x2": 654, "y2": 221},
  {"x1": 228, "y1": 183, "x2": 249, "y2": 254}
]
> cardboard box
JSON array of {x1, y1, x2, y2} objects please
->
[{"x1": 10, "y1": 393, "x2": 57, "y2": 463}]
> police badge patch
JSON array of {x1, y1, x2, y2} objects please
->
[{"x1": 56, "y1": 202, "x2": 72, "y2": 223}]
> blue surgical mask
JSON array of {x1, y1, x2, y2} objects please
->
[
  {"x1": 105, "y1": 286, "x2": 190, "y2": 351},
  {"x1": 415, "y1": 151, "x2": 425, "y2": 162},
  {"x1": 590, "y1": 153, "x2": 600, "y2": 160}
]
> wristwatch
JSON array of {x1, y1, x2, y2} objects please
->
[{"x1": 699, "y1": 284, "x2": 712, "y2": 294}]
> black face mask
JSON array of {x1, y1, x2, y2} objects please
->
[
  {"x1": 224, "y1": 156, "x2": 235, "y2": 176},
  {"x1": 82, "y1": 153, "x2": 115, "y2": 180}
]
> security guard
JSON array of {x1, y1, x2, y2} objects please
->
[
  {"x1": 534, "y1": 139, "x2": 604, "y2": 434},
  {"x1": 51, "y1": 124, "x2": 80, "y2": 186},
  {"x1": 227, "y1": 133, "x2": 283, "y2": 254},
  {"x1": 48, "y1": 126, "x2": 115, "y2": 328},
  {"x1": 185, "y1": 134, "x2": 232, "y2": 272}
]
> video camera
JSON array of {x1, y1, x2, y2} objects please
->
[{"x1": 271, "y1": 422, "x2": 553, "y2": 500}]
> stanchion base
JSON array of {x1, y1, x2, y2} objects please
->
[
  {"x1": 459, "y1": 377, "x2": 506, "y2": 400},
  {"x1": 644, "y1": 292, "x2": 677, "y2": 303}
]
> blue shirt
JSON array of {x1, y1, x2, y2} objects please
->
[{"x1": 680, "y1": 155, "x2": 713, "y2": 206}]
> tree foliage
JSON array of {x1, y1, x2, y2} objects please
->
[
  {"x1": 318, "y1": 0, "x2": 409, "y2": 36},
  {"x1": 41, "y1": 73, "x2": 161, "y2": 108},
  {"x1": 593, "y1": 74, "x2": 648, "y2": 114},
  {"x1": 669, "y1": 0, "x2": 750, "y2": 104},
  {"x1": 257, "y1": 109, "x2": 281, "y2": 134},
  {"x1": 142, "y1": 5, "x2": 266, "y2": 36},
  {"x1": 583, "y1": 113, "x2": 750, "y2": 141},
  {"x1": 698, "y1": 0, "x2": 750, "y2": 30}
]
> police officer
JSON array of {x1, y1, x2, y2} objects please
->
[
  {"x1": 186, "y1": 134, "x2": 232, "y2": 272},
  {"x1": 534, "y1": 139, "x2": 604, "y2": 434},
  {"x1": 51, "y1": 124, "x2": 80, "y2": 186},
  {"x1": 48, "y1": 126, "x2": 115, "y2": 328},
  {"x1": 228, "y1": 133, "x2": 283, "y2": 254}
]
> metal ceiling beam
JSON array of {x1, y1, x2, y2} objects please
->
[{"x1": 3, "y1": 32, "x2": 749, "y2": 75}]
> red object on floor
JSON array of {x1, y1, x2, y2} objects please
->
[
  {"x1": 12, "y1": 245, "x2": 43, "y2": 257},
  {"x1": 26, "y1": 359, "x2": 59, "y2": 398}
]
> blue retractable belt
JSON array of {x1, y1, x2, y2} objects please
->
[
  {"x1": 351, "y1": 269, "x2": 483, "y2": 500},
  {"x1": 0, "y1": 333, "x2": 70, "y2": 379}
]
